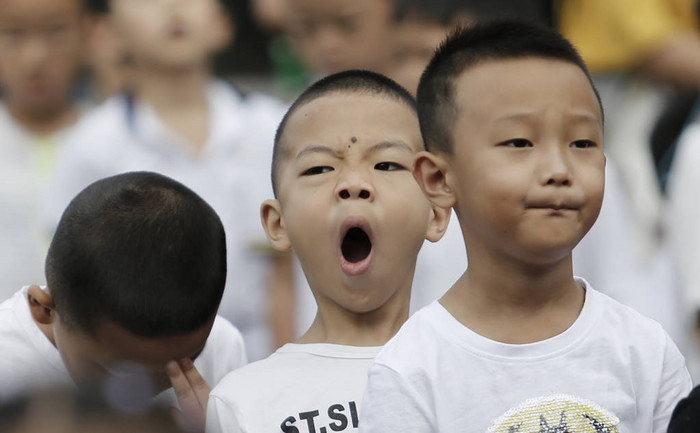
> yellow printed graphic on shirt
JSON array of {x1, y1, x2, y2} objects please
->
[{"x1": 487, "y1": 394, "x2": 619, "y2": 433}]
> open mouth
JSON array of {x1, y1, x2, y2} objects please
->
[{"x1": 341, "y1": 227, "x2": 372, "y2": 263}]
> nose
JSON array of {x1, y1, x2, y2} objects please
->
[
  {"x1": 336, "y1": 170, "x2": 374, "y2": 201},
  {"x1": 20, "y1": 36, "x2": 50, "y2": 70},
  {"x1": 541, "y1": 146, "x2": 572, "y2": 187}
]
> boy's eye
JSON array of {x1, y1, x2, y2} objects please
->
[
  {"x1": 302, "y1": 166, "x2": 334, "y2": 176},
  {"x1": 336, "y1": 17, "x2": 360, "y2": 34},
  {"x1": 375, "y1": 162, "x2": 405, "y2": 171},
  {"x1": 47, "y1": 25, "x2": 69, "y2": 37},
  {"x1": 1, "y1": 29, "x2": 23, "y2": 41},
  {"x1": 570, "y1": 140, "x2": 596, "y2": 149},
  {"x1": 502, "y1": 139, "x2": 532, "y2": 148}
]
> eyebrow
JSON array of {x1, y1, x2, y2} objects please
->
[
  {"x1": 365, "y1": 140, "x2": 415, "y2": 155},
  {"x1": 295, "y1": 145, "x2": 346, "y2": 160},
  {"x1": 494, "y1": 111, "x2": 601, "y2": 126},
  {"x1": 295, "y1": 140, "x2": 415, "y2": 160}
]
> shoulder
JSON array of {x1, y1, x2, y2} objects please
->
[
  {"x1": 373, "y1": 302, "x2": 449, "y2": 371},
  {"x1": 59, "y1": 96, "x2": 130, "y2": 159},
  {"x1": 69, "y1": 96, "x2": 128, "y2": 138},
  {"x1": 192, "y1": 316, "x2": 247, "y2": 387},
  {"x1": 0, "y1": 288, "x2": 28, "y2": 339},
  {"x1": 208, "y1": 347, "x2": 293, "y2": 415},
  {"x1": 210, "y1": 79, "x2": 287, "y2": 124},
  {"x1": 586, "y1": 285, "x2": 668, "y2": 340}
]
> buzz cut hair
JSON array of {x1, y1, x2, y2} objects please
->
[
  {"x1": 45, "y1": 171, "x2": 227, "y2": 337},
  {"x1": 417, "y1": 20, "x2": 603, "y2": 155},
  {"x1": 271, "y1": 69, "x2": 417, "y2": 197}
]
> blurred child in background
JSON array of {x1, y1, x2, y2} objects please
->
[
  {"x1": 284, "y1": 0, "x2": 395, "y2": 76},
  {"x1": 0, "y1": 0, "x2": 86, "y2": 300},
  {"x1": 45, "y1": 0, "x2": 290, "y2": 361}
]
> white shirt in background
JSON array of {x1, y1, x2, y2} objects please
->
[
  {"x1": 44, "y1": 80, "x2": 286, "y2": 360},
  {"x1": 0, "y1": 104, "x2": 75, "y2": 300}
]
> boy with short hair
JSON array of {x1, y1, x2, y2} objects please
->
[
  {"x1": 284, "y1": 0, "x2": 395, "y2": 76},
  {"x1": 0, "y1": 0, "x2": 85, "y2": 299},
  {"x1": 360, "y1": 21, "x2": 692, "y2": 433},
  {"x1": 46, "y1": 0, "x2": 289, "y2": 361},
  {"x1": 205, "y1": 70, "x2": 449, "y2": 433},
  {"x1": 390, "y1": 0, "x2": 684, "y2": 347},
  {"x1": 0, "y1": 172, "x2": 246, "y2": 418}
]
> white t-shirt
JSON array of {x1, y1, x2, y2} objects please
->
[
  {"x1": 0, "y1": 286, "x2": 247, "y2": 406},
  {"x1": 44, "y1": 80, "x2": 286, "y2": 360},
  {"x1": 668, "y1": 123, "x2": 700, "y2": 311},
  {"x1": 0, "y1": 104, "x2": 75, "y2": 300},
  {"x1": 207, "y1": 343, "x2": 381, "y2": 433},
  {"x1": 360, "y1": 279, "x2": 692, "y2": 433}
]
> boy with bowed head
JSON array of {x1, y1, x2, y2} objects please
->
[
  {"x1": 0, "y1": 172, "x2": 246, "y2": 430},
  {"x1": 360, "y1": 21, "x2": 691, "y2": 433},
  {"x1": 206, "y1": 70, "x2": 449, "y2": 433}
]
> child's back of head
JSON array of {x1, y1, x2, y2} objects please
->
[{"x1": 47, "y1": 171, "x2": 226, "y2": 337}]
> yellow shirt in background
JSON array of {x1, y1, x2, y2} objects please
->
[{"x1": 558, "y1": 0, "x2": 698, "y2": 73}]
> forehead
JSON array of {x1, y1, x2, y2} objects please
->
[
  {"x1": 282, "y1": 93, "x2": 421, "y2": 156},
  {"x1": 0, "y1": 0, "x2": 82, "y2": 23},
  {"x1": 289, "y1": 0, "x2": 385, "y2": 19},
  {"x1": 395, "y1": 18, "x2": 449, "y2": 52},
  {"x1": 453, "y1": 57, "x2": 602, "y2": 124},
  {"x1": 83, "y1": 318, "x2": 213, "y2": 367}
]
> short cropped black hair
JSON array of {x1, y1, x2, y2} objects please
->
[
  {"x1": 85, "y1": 0, "x2": 232, "y2": 15},
  {"x1": 417, "y1": 20, "x2": 603, "y2": 155},
  {"x1": 394, "y1": 0, "x2": 545, "y2": 25},
  {"x1": 45, "y1": 172, "x2": 227, "y2": 338},
  {"x1": 271, "y1": 69, "x2": 417, "y2": 197}
]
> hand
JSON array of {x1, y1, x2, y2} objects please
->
[{"x1": 166, "y1": 358, "x2": 210, "y2": 432}]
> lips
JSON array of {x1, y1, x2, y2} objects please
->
[
  {"x1": 339, "y1": 218, "x2": 373, "y2": 275},
  {"x1": 530, "y1": 204, "x2": 578, "y2": 211}
]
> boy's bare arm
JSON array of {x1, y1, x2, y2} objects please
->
[{"x1": 167, "y1": 359, "x2": 210, "y2": 433}]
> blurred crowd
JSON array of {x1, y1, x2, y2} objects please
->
[{"x1": 2, "y1": 0, "x2": 700, "y2": 384}]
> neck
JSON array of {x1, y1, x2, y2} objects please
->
[
  {"x1": 442, "y1": 235, "x2": 584, "y2": 344},
  {"x1": 7, "y1": 101, "x2": 78, "y2": 136},
  {"x1": 132, "y1": 63, "x2": 211, "y2": 150},
  {"x1": 297, "y1": 286, "x2": 411, "y2": 346},
  {"x1": 133, "y1": 64, "x2": 209, "y2": 113}
]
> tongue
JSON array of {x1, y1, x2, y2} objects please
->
[{"x1": 342, "y1": 228, "x2": 371, "y2": 263}]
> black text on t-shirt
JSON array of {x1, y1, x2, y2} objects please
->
[{"x1": 280, "y1": 401, "x2": 360, "y2": 432}]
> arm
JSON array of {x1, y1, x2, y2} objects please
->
[
  {"x1": 652, "y1": 334, "x2": 693, "y2": 433},
  {"x1": 360, "y1": 362, "x2": 435, "y2": 433}
]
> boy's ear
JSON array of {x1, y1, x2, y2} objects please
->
[
  {"x1": 413, "y1": 151, "x2": 456, "y2": 210},
  {"x1": 261, "y1": 199, "x2": 292, "y2": 252},
  {"x1": 425, "y1": 204, "x2": 451, "y2": 243},
  {"x1": 27, "y1": 285, "x2": 55, "y2": 325}
]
